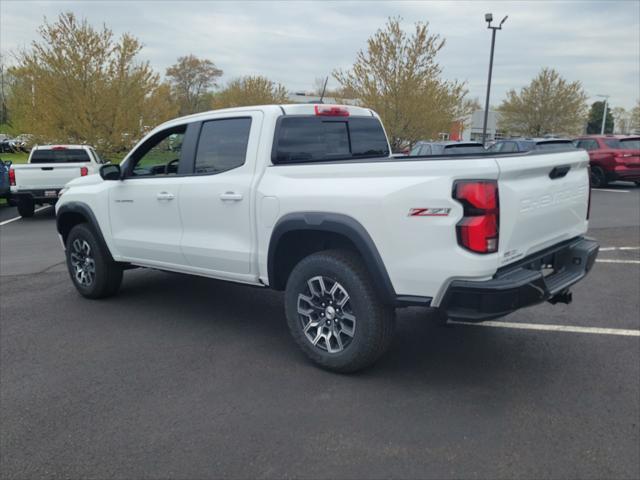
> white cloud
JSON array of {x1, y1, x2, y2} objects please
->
[{"x1": 1, "y1": 0, "x2": 638, "y2": 109}]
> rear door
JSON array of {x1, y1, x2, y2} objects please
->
[
  {"x1": 494, "y1": 150, "x2": 590, "y2": 265},
  {"x1": 177, "y1": 112, "x2": 262, "y2": 281}
]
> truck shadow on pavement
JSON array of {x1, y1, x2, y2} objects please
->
[{"x1": 112, "y1": 268, "x2": 546, "y2": 390}]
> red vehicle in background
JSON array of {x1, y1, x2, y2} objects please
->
[{"x1": 574, "y1": 135, "x2": 640, "y2": 188}]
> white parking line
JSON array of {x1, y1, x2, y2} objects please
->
[
  {"x1": 592, "y1": 188, "x2": 630, "y2": 193},
  {"x1": 596, "y1": 259, "x2": 640, "y2": 264},
  {"x1": 599, "y1": 246, "x2": 640, "y2": 252},
  {"x1": 449, "y1": 320, "x2": 640, "y2": 337},
  {"x1": 0, "y1": 206, "x2": 51, "y2": 226}
]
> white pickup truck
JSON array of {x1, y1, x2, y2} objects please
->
[
  {"x1": 55, "y1": 104, "x2": 599, "y2": 372},
  {"x1": 10, "y1": 145, "x2": 104, "y2": 217}
]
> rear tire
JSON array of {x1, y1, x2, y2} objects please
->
[
  {"x1": 66, "y1": 223, "x2": 123, "y2": 299},
  {"x1": 284, "y1": 249, "x2": 395, "y2": 373},
  {"x1": 590, "y1": 166, "x2": 607, "y2": 188},
  {"x1": 17, "y1": 198, "x2": 34, "y2": 217}
]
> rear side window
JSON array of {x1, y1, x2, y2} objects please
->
[
  {"x1": 499, "y1": 142, "x2": 519, "y2": 153},
  {"x1": 195, "y1": 118, "x2": 252, "y2": 174},
  {"x1": 535, "y1": 141, "x2": 575, "y2": 151},
  {"x1": 604, "y1": 139, "x2": 621, "y2": 149},
  {"x1": 620, "y1": 138, "x2": 640, "y2": 149},
  {"x1": 273, "y1": 116, "x2": 389, "y2": 164},
  {"x1": 442, "y1": 144, "x2": 485, "y2": 154},
  {"x1": 30, "y1": 149, "x2": 91, "y2": 163},
  {"x1": 579, "y1": 139, "x2": 599, "y2": 151}
]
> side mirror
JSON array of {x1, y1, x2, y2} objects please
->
[{"x1": 100, "y1": 163, "x2": 121, "y2": 181}]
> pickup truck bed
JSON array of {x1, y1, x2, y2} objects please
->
[
  {"x1": 55, "y1": 104, "x2": 598, "y2": 372},
  {"x1": 10, "y1": 145, "x2": 103, "y2": 217}
]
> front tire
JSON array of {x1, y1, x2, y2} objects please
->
[
  {"x1": 284, "y1": 250, "x2": 395, "y2": 373},
  {"x1": 17, "y1": 198, "x2": 34, "y2": 217},
  {"x1": 66, "y1": 224, "x2": 123, "y2": 299}
]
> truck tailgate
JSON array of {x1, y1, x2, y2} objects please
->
[
  {"x1": 495, "y1": 150, "x2": 590, "y2": 266},
  {"x1": 13, "y1": 163, "x2": 87, "y2": 190}
]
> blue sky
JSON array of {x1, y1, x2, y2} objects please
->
[{"x1": 2, "y1": 0, "x2": 638, "y2": 109}]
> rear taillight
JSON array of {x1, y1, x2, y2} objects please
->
[
  {"x1": 614, "y1": 151, "x2": 632, "y2": 163},
  {"x1": 80, "y1": 166, "x2": 88, "y2": 176},
  {"x1": 8, "y1": 168, "x2": 15, "y2": 186},
  {"x1": 314, "y1": 105, "x2": 349, "y2": 117},
  {"x1": 453, "y1": 180, "x2": 499, "y2": 254}
]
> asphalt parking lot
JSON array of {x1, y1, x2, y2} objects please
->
[{"x1": 1, "y1": 185, "x2": 639, "y2": 479}]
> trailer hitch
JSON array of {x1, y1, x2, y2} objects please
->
[{"x1": 548, "y1": 290, "x2": 573, "y2": 305}]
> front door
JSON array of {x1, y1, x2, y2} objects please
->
[{"x1": 109, "y1": 125, "x2": 189, "y2": 267}]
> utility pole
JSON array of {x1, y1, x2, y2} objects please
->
[
  {"x1": 599, "y1": 95, "x2": 609, "y2": 135},
  {"x1": 481, "y1": 13, "x2": 508, "y2": 146}
]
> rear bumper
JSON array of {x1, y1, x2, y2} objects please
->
[
  {"x1": 609, "y1": 166, "x2": 640, "y2": 182},
  {"x1": 440, "y1": 237, "x2": 599, "y2": 321},
  {"x1": 10, "y1": 189, "x2": 60, "y2": 203}
]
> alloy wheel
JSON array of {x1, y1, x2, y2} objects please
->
[
  {"x1": 70, "y1": 238, "x2": 96, "y2": 287},
  {"x1": 297, "y1": 275, "x2": 356, "y2": 353}
]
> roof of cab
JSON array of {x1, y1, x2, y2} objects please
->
[
  {"x1": 32, "y1": 144, "x2": 92, "y2": 150},
  {"x1": 155, "y1": 104, "x2": 376, "y2": 131}
]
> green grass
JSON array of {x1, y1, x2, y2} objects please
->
[{"x1": 1, "y1": 152, "x2": 29, "y2": 164}]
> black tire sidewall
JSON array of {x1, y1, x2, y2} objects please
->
[
  {"x1": 65, "y1": 224, "x2": 118, "y2": 298},
  {"x1": 285, "y1": 250, "x2": 393, "y2": 372},
  {"x1": 17, "y1": 198, "x2": 34, "y2": 217},
  {"x1": 590, "y1": 167, "x2": 606, "y2": 188}
]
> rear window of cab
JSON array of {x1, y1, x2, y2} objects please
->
[
  {"x1": 272, "y1": 116, "x2": 390, "y2": 164},
  {"x1": 30, "y1": 149, "x2": 91, "y2": 163}
]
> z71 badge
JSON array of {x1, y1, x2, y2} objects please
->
[{"x1": 408, "y1": 208, "x2": 451, "y2": 217}]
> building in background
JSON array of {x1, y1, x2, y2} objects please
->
[{"x1": 461, "y1": 110, "x2": 505, "y2": 142}]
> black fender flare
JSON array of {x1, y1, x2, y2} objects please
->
[
  {"x1": 56, "y1": 202, "x2": 112, "y2": 259},
  {"x1": 268, "y1": 212, "x2": 422, "y2": 306}
]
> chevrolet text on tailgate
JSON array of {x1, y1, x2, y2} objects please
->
[{"x1": 55, "y1": 104, "x2": 599, "y2": 372}]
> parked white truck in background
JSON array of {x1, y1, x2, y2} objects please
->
[
  {"x1": 10, "y1": 145, "x2": 105, "y2": 217},
  {"x1": 55, "y1": 104, "x2": 599, "y2": 372}
]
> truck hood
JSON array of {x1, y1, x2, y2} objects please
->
[{"x1": 66, "y1": 173, "x2": 102, "y2": 188}]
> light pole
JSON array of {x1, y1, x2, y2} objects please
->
[
  {"x1": 481, "y1": 13, "x2": 508, "y2": 146},
  {"x1": 596, "y1": 94, "x2": 609, "y2": 135}
]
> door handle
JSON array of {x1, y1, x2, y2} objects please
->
[
  {"x1": 549, "y1": 165, "x2": 571, "y2": 179},
  {"x1": 157, "y1": 191, "x2": 175, "y2": 201},
  {"x1": 219, "y1": 191, "x2": 243, "y2": 202}
]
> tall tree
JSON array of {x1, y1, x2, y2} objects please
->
[
  {"x1": 632, "y1": 99, "x2": 640, "y2": 134},
  {"x1": 498, "y1": 68, "x2": 588, "y2": 137},
  {"x1": 8, "y1": 12, "x2": 175, "y2": 152},
  {"x1": 586, "y1": 101, "x2": 614, "y2": 134},
  {"x1": 213, "y1": 76, "x2": 288, "y2": 109},
  {"x1": 166, "y1": 55, "x2": 222, "y2": 115},
  {"x1": 0, "y1": 55, "x2": 10, "y2": 126},
  {"x1": 333, "y1": 17, "x2": 468, "y2": 149}
]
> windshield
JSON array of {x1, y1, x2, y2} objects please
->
[{"x1": 620, "y1": 138, "x2": 640, "y2": 150}]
